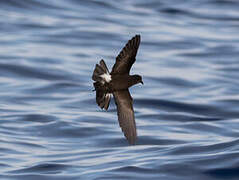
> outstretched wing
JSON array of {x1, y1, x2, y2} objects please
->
[
  {"x1": 111, "y1": 35, "x2": 141, "y2": 75},
  {"x1": 113, "y1": 90, "x2": 137, "y2": 144}
]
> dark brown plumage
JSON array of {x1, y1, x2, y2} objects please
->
[{"x1": 92, "y1": 35, "x2": 143, "y2": 145}]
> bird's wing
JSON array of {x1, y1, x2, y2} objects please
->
[
  {"x1": 111, "y1": 35, "x2": 140, "y2": 75},
  {"x1": 113, "y1": 90, "x2": 137, "y2": 144}
]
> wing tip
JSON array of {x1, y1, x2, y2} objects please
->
[
  {"x1": 126, "y1": 135, "x2": 137, "y2": 145},
  {"x1": 133, "y1": 34, "x2": 141, "y2": 43},
  {"x1": 129, "y1": 138, "x2": 137, "y2": 145},
  {"x1": 122, "y1": 125, "x2": 137, "y2": 145},
  {"x1": 135, "y1": 34, "x2": 140, "y2": 39},
  {"x1": 126, "y1": 34, "x2": 141, "y2": 48}
]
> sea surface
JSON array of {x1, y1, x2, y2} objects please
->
[{"x1": 1, "y1": 0, "x2": 239, "y2": 179}]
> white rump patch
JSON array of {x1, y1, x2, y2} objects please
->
[
  {"x1": 105, "y1": 93, "x2": 111, "y2": 98},
  {"x1": 100, "y1": 73, "x2": 112, "y2": 83}
]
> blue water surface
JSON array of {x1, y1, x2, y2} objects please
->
[{"x1": 1, "y1": 0, "x2": 239, "y2": 179}]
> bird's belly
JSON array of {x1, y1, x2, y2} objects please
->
[{"x1": 109, "y1": 79, "x2": 129, "y2": 92}]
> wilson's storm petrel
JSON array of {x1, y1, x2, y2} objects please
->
[{"x1": 92, "y1": 35, "x2": 143, "y2": 145}]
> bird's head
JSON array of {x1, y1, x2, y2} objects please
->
[{"x1": 133, "y1": 75, "x2": 143, "y2": 85}]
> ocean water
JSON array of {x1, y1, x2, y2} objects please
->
[{"x1": 1, "y1": 0, "x2": 239, "y2": 179}]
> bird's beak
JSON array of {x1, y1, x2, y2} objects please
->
[{"x1": 140, "y1": 80, "x2": 144, "y2": 85}]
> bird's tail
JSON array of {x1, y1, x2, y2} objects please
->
[
  {"x1": 92, "y1": 59, "x2": 110, "y2": 83},
  {"x1": 92, "y1": 59, "x2": 111, "y2": 110}
]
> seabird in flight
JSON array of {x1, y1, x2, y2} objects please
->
[{"x1": 92, "y1": 35, "x2": 143, "y2": 145}]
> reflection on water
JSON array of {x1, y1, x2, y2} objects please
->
[{"x1": 1, "y1": 0, "x2": 239, "y2": 179}]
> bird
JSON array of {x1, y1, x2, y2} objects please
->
[{"x1": 92, "y1": 35, "x2": 143, "y2": 145}]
